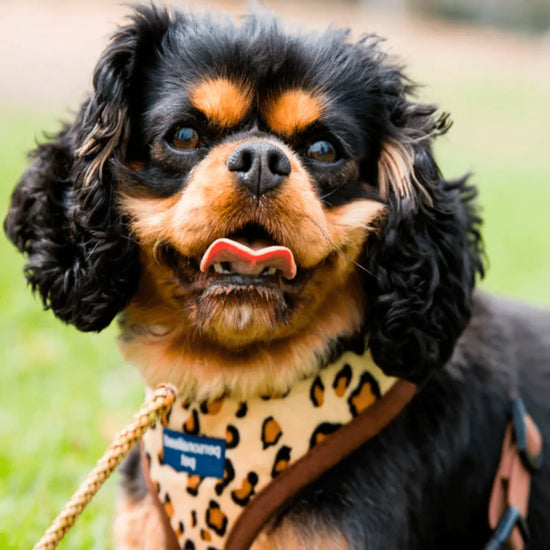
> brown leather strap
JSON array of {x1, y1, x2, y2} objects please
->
[
  {"x1": 225, "y1": 379, "x2": 417, "y2": 550},
  {"x1": 140, "y1": 442, "x2": 181, "y2": 550},
  {"x1": 488, "y1": 405, "x2": 543, "y2": 550}
]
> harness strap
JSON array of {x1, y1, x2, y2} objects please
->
[
  {"x1": 486, "y1": 397, "x2": 543, "y2": 550},
  {"x1": 225, "y1": 379, "x2": 417, "y2": 550},
  {"x1": 141, "y1": 379, "x2": 416, "y2": 550}
]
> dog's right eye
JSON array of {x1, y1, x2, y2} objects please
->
[
  {"x1": 306, "y1": 140, "x2": 337, "y2": 164},
  {"x1": 169, "y1": 127, "x2": 201, "y2": 151}
]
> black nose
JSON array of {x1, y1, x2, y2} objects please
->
[{"x1": 226, "y1": 141, "x2": 291, "y2": 197}]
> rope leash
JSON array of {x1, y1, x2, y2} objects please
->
[{"x1": 33, "y1": 383, "x2": 177, "y2": 550}]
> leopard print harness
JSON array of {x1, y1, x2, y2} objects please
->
[{"x1": 142, "y1": 347, "x2": 398, "y2": 550}]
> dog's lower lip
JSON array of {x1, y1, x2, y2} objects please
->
[{"x1": 209, "y1": 273, "x2": 282, "y2": 287}]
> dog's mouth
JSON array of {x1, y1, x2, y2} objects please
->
[
  {"x1": 200, "y1": 234, "x2": 297, "y2": 280},
  {"x1": 165, "y1": 223, "x2": 311, "y2": 292}
]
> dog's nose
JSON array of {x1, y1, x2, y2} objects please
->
[{"x1": 226, "y1": 142, "x2": 291, "y2": 197}]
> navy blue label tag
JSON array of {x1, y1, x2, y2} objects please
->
[{"x1": 163, "y1": 428, "x2": 226, "y2": 479}]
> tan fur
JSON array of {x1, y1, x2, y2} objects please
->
[
  {"x1": 190, "y1": 77, "x2": 252, "y2": 128},
  {"x1": 252, "y1": 519, "x2": 350, "y2": 550},
  {"x1": 118, "y1": 201, "x2": 383, "y2": 400},
  {"x1": 120, "y1": 140, "x2": 383, "y2": 272},
  {"x1": 119, "y1": 269, "x2": 367, "y2": 401},
  {"x1": 77, "y1": 105, "x2": 129, "y2": 186},
  {"x1": 263, "y1": 89, "x2": 325, "y2": 137},
  {"x1": 378, "y1": 139, "x2": 431, "y2": 203},
  {"x1": 113, "y1": 490, "x2": 349, "y2": 550},
  {"x1": 113, "y1": 492, "x2": 172, "y2": 550}
]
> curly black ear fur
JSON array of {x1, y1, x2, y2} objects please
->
[
  {"x1": 4, "y1": 5, "x2": 172, "y2": 331},
  {"x1": 365, "y1": 78, "x2": 484, "y2": 383}
]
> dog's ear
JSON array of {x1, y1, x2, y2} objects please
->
[
  {"x1": 365, "y1": 76, "x2": 484, "y2": 383},
  {"x1": 4, "y1": 5, "x2": 172, "y2": 331}
]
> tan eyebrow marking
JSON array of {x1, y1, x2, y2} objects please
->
[
  {"x1": 189, "y1": 78, "x2": 253, "y2": 128},
  {"x1": 263, "y1": 89, "x2": 325, "y2": 137}
]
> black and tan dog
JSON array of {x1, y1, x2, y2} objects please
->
[{"x1": 5, "y1": 5, "x2": 550, "y2": 549}]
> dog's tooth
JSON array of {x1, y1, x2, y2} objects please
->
[
  {"x1": 213, "y1": 263, "x2": 224, "y2": 274},
  {"x1": 266, "y1": 267, "x2": 277, "y2": 276}
]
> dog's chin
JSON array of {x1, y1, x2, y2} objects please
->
[
  {"x1": 183, "y1": 266, "x2": 313, "y2": 349},
  {"x1": 193, "y1": 287, "x2": 286, "y2": 348},
  {"x1": 154, "y1": 235, "x2": 313, "y2": 348}
]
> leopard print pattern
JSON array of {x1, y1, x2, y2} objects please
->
[{"x1": 142, "y1": 348, "x2": 396, "y2": 550}]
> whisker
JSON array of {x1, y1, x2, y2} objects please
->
[
  {"x1": 301, "y1": 213, "x2": 376, "y2": 278},
  {"x1": 318, "y1": 182, "x2": 348, "y2": 203}
]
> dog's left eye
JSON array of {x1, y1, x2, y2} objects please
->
[
  {"x1": 169, "y1": 127, "x2": 201, "y2": 151},
  {"x1": 306, "y1": 140, "x2": 337, "y2": 163}
]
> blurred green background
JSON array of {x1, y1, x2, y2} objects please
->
[{"x1": 1, "y1": 1, "x2": 549, "y2": 548}]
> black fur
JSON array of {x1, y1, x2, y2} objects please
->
[
  {"x1": 3, "y1": 5, "x2": 174, "y2": 331},
  {"x1": 282, "y1": 293, "x2": 550, "y2": 549},
  {"x1": 367, "y1": 174, "x2": 484, "y2": 382},
  {"x1": 5, "y1": 5, "x2": 550, "y2": 549}
]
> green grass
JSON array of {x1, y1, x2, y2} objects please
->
[
  {"x1": 431, "y1": 71, "x2": 550, "y2": 304},
  {"x1": 1, "y1": 50, "x2": 549, "y2": 549}
]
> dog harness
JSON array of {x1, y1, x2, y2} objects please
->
[
  {"x1": 141, "y1": 354, "x2": 543, "y2": 550},
  {"x1": 142, "y1": 347, "x2": 415, "y2": 550}
]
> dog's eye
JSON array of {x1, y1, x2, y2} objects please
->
[
  {"x1": 306, "y1": 140, "x2": 337, "y2": 163},
  {"x1": 169, "y1": 127, "x2": 200, "y2": 151}
]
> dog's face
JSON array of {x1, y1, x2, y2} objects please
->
[
  {"x1": 118, "y1": 32, "x2": 391, "y2": 352},
  {"x1": 4, "y1": 6, "x2": 483, "y2": 395}
]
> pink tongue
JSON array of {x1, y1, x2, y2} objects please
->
[{"x1": 200, "y1": 238, "x2": 297, "y2": 280}]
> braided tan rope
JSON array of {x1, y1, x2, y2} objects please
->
[{"x1": 33, "y1": 383, "x2": 177, "y2": 550}]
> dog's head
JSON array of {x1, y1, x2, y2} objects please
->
[{"x1": 4, "y1": 6, "x2": 483, "y2": 395}]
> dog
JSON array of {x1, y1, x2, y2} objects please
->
[{"x1": 5, "y1": 4, "x2": 550, "y2": 549}]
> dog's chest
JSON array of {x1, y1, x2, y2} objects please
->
[{"x1": 143, "y1": 349, "x2": 396, "y2": 550}]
